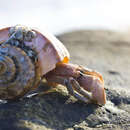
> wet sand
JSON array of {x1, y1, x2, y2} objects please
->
[{"x1": 0, "y1": 30, "x2": 129, "y2": 130}]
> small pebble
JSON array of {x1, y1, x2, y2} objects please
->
[
  {"x1": 14, "y1": 29, "x2": 23, "y2": 41},
  {"x1": 27, "y1": 50, "x2": 33, "y2": 57},
  {"x1": 0, "y1": 47, "x2": 8, "y2": 54},
  {"x1": 20, "y1": 57, "x2": 24, "y2": 62},
  {"x1": 24, "y1": 31, "x2": 32, "y2": 41},
  {"x1": 14, "y1": 40, "x2": 20, "y2": 46},
  {"x1": 9, "y1": 27, "x2": 15, "y2": 36},
  {"x1": 30, "y1": 31, "x2": 36, "y2": 38},
  {"x1": 10, "y1": 39, "x2": 19, "y2": 46}
]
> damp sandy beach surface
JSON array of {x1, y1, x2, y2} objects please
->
[{"x1": 0, "y1": 30, "x2": 129, "y2": 130}]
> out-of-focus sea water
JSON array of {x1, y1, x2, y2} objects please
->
[{"x1": 0, "y1": 0, "x2": 130, "y2": 34}]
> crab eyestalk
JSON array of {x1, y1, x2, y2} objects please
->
[{"x1": 45, "y1": 63, "x2": 106, "y2": 105}]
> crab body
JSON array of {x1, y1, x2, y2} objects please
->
[{"x1": 0, "y1": 25, "x2": 106, "y2": 105}]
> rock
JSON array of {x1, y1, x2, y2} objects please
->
[{"x1": 0, "y1": 30, "x2": 130, "y2": 130}]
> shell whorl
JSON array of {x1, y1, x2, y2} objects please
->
[{"x1": 0, "y1": 25, "x2": 40, "y2": 99}]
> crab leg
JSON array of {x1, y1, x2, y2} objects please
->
[
  {"x1": 64, "y1": 78, "x2": 91, "y2": 103},
  {"x1": 45, "y1": 63, "x2": 106, "y2": 105},
  {"x1": 45, "y1": 74, "x2": 92, "y2": 103},
  {"x1": 68, "y1": 78, "x2": 92, "y2": 100}
]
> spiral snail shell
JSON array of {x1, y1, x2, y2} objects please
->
[{"x1": 0, "y1": 25, "x2": 69, "y2": 100}]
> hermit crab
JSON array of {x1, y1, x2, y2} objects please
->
[{"x1": 0, "y1": 25, "x2": 106, "y2": 105}]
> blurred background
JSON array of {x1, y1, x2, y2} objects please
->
[{"x1": 1, "y1": 0, "x2": 130, "y2": 35}]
